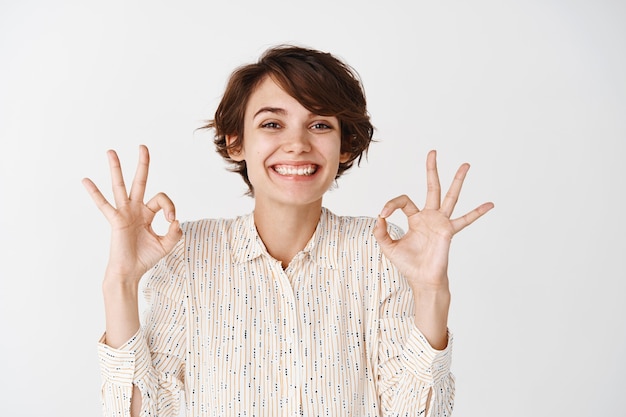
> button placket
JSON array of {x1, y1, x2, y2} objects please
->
[{"x1": 270, "y1": 260, "x2": 302, "y2": 416}]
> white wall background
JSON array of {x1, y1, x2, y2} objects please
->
[{"x1": 1, "y1": 1, "x2": 624, "y2": 416}]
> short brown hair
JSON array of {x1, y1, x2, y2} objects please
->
[{"x1": 203, "y1": 44, "x2": 374, "y2": 195}]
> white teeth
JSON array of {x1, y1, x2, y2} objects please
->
[{"x1": 274, "y1": 165, "x2": 317, "y2": 176}]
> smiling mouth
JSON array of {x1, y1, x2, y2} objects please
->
[{"x1": 272, "y1": 164, "x2": 318, "y2": 176}]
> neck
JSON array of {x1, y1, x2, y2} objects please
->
[{"x1": 253, "y1": 200, "x2": 322, "y2": 268}]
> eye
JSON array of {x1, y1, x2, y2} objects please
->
[
  {"x1": 311, "y1": 122, "x2": 332, "y2": 130},
  {"x1": 261, "y1": 121, "x2": 281, "y2": 129}
]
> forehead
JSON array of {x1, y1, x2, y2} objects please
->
[{"x1": 245, "y1": 76, "x2": 302, "y2": 117}]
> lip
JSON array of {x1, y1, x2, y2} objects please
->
[{"x1": 269, "y1": 162, "x2": 320, "y2": 178}]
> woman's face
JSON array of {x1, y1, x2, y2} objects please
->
[{"x1": 227, "y1": 76, "x2": 349, "y2": 210}]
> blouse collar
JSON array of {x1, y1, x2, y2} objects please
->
[{"x1": 230, "y1": 207, "x2": 340, "y2": 269}]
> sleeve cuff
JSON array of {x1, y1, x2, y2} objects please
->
[
  {"x1": 402, "y1": 326, "x2": 453, "y2": 385},
  {"x1": 97, "y1": 329, "x2": 150, "y2": 385}
]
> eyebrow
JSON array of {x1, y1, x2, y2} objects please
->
[
  {"x1": 252, "y1": 107, "x2": 336, "y2": 124},
  {"x1": 253, "y1": 107, "x2": 287, "y2": 119}
]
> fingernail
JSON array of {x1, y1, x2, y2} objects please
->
[{"x1": 168, "y1": 212, "x2": 175, "y2": 221}]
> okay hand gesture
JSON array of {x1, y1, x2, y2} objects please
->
[
  {"x1": 82, "y1": 145, "x2": 182, "y2": 284},
  {"x1": 374, "y1": 150, "x2": 494, "y2": 292}
]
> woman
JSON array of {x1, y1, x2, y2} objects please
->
[{"x1": 83, "y1": 44, "x2": 493, "y2": 416}]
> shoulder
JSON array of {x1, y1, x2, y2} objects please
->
[
  {"x1": 175, "y1": 213, "x2": 254, "y2": 257},
  {"x1": 179, "y1": 212, "x2": 254, "y2": 239},
  {"x1": 323, "y1": 208, "x2": 405, "y2": 242},
  {"x1": 180, "y1": 217, "x2": 236, "y2": 238}
]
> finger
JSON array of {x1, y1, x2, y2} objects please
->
[
  {"x1": 145, "y1": 192, "x2": 177, "y2": 222},
  {"x1": 159, "y1": 219, "x2": 183, "y2": 251},
  {"x1": 81, "y1": 177, "x2": 117, "y2": 219},
  {"x1": 424, "y1": 150, "x2": 441, "y2": 210},
  {"x1": 107, "y1": 149, "x2": 130, "y2": 207},
  {"x1": 450, "y1": 202, "x2": 495, "y2": 234},
  {"x1": 373, "y1": 215, "x2": 395, "y2": 250},
  {"x1": 379, "y1": 194, "x2": 420, "y2": 219},
  {"x1": 441, "y1": 163, "x2": 470, "y2": 217},
  {"x1": 129, "y1": 145, "x2": 150, "y2": 202}
]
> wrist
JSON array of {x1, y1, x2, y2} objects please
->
[
  {"x1": 411, "y1": 285, "x2": 451, "y2": 350},
  {"x1": 412, "y1": 286, "x2": 451, "y2": 307},
  {"x1": 102, "y1": 275, "x2": 141, "y2": 299},
  {"x1": 103, "y1": 264, "x2": 143, "y2": 287},
  {"x1": 407, "y1": 274, "x2": 450, "y2": 295},
  {"x1": 101, "y1": 277, "x2": 141, "y2": 349}
]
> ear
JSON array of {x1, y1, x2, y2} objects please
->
[
  {"x1": 339, "y1": 151, "x2": 351, "y2": 164},
  {"x1": 226, "y1": 135, "x2": 245, "y2": 161}
]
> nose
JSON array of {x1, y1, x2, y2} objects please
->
[{"x1": 282, "y1": 127, "x2": 312, "y2": 154}]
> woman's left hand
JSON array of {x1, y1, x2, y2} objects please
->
[{"x1": 374, "y1": 150, "x2": 494, "y2": 292}]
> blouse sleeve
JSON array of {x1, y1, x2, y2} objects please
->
[
  {"x1": 374, "y1": 224, "x2": 455, "y2": 417},
  {"x1": 97, "y1": 237, "x2": 188, "y2": 417}
]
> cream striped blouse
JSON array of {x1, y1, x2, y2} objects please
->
[{"x1": 98, "y1": 207, "x2": 455, "y2": 416}]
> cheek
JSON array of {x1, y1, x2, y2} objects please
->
[
  {"x1": 244, "y1": 148, "x2": 271, "y2": 182},
  {"x1": 329, "y1": 140, "x2": 344, "y2": 162}
]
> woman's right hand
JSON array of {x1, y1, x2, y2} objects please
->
[{"x1": 82, "y1": 145, "x2": 182, "y2": 286}]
